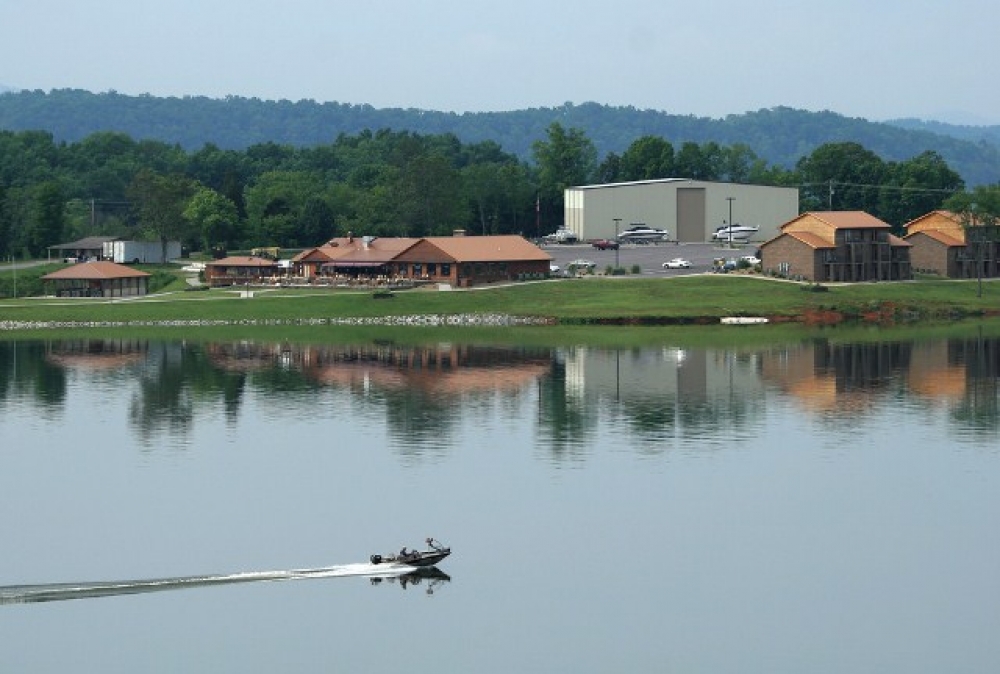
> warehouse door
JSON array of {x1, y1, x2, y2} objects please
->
[{"x1": 676, "y1": 188, "x2": 706, "y2": 242}]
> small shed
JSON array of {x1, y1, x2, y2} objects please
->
[{"x1": 42, "y1": 261, "x2": 151, "y2": 298}]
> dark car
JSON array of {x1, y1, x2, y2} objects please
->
[{"x1": 591, "y1": 239, "x2": 620, "y2": 250}]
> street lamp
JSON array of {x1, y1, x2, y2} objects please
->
[
  {"x1": 613, "y1": 218, "x2": 622, "y2": 269},
  {"x1": 726, "y1": 197, "x2": 735, "y2": 247}
]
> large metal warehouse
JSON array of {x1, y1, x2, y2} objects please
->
[{"x1": 563, "y1": 179, "x2": 800, "y2": 243}]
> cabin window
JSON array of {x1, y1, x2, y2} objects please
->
[
  {"x1": 427, "y1": 263, "x2": 437, "y2": 276},
  {"x1": 413, "y1": 263, "x2": 423, "y2": 277}
]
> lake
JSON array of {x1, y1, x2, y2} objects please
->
[{"x1": 1, "y1": 324, "x2": 998, "y2": 673}]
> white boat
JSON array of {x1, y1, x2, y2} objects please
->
[
  {"x1": 617, "y1": 225, "x2": 669, "y2": 243},
  {"x1": 712, "y1": 224, "x2": 759, "y2": 242},
  {"x1": 721, "y1": 316, "x2": 769, "y2": 325}
]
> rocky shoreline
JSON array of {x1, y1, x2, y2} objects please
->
[{"x1": 0, "y1": 313, "x2": 556, "y2": 331}]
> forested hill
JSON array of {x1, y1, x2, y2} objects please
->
[{"x1": 2, "y1": 88, "x2": 999, "y2": 185}]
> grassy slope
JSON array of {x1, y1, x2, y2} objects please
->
[{"x1": 1, "y1": 275, "x2": 996, "y2": 323}]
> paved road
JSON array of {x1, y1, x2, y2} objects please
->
[{"x1": 541, "y1": 241, "x2": 760, "y2": 276}]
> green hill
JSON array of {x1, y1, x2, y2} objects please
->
[{"x1": 1, "y1": 89, "x2": 998, "y2": 185}]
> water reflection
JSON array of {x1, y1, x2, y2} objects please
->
[
  {"x1": 369, "y1": 568, "x2": 451, "y2": 595},
  {"x1": 1, "y1": 330, "x2": 998, "y2": 454},
  {"x1": 759, "y1": 334, "x2": 1000, "y2": 436}
]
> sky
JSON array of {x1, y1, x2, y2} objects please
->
[{"x1": 2, "y1": 0, "x2": 998, "y2": 125}]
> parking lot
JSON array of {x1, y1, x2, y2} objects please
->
[{"x1": 541, "y1": 241, "x2": 761, "y2": 276}]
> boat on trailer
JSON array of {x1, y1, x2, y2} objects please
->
[
  {"x1": 712, "y1": 224, "x2": 759, "y2": 242},
  {"x1": 370, "y1": 538, "x2": 450, "y2": 568}
]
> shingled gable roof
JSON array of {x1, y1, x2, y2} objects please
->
[
  {"x1": 902, "y1": 210, "x2": 967, "y2": 246},
  {"x1": 782, "y1": 211, "x2": 892, "y2": 232},
  {"x1": 910, "y1": 229, "x2": 965, "y2": 246},
  {"x1": 295, "y1": 237, "x2": 422, "y2": 264},
  {"x1": 42, "y1": 261, "x2": 150, "y2": 280},
  {"x1": 414, "y1": 235, "x2": 552, "y2": 263},
  {"x1": 780, "y1": 231, "x2": 836, "y2": 249},
  {"x1": 762, "y1": 211, "x2": 910, "y2": 250},
  {"x1": 206, "y1": 256, "x2": 279, "y2": 268},
  {"x1": 903, "y1": 210, "x2": 962, "y2": 230}
]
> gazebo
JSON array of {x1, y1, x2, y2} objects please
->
[{"x1": 42, "y1": 261, "x2": 151, "y2": 298}]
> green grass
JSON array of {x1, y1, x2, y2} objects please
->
[{"x1": 0, "y1": 273, "x2": 997, "y2": 329}]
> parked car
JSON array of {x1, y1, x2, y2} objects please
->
[
  {"x1": 713, "y1": 257, "x2": 738, "y2": 272},
  {"x1": 543, "y1": 228, "x2": 578, "y2": 244},
  {"x1": 591, "y1": 239, "x2": 620, "y2": 250},
  {"x1": 549, "y1": 263, "x2": 561, "y2": 274},
  {"x1": 567, "y1": 259, "x2": 597, "y2": 271},
  {"x1": 662, "y1": 257, "x2": 692, "y2": 269},
  {"x1": 740, "y1": 255, "x2": 761, "y2": 266}
]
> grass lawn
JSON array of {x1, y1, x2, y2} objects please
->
[{"x1": 1, "y1": 271, "x2": 998, "y2": 328}]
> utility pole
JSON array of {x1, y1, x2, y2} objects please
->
[
  {"x1": 726, "y1": 197, "x2": 735, "y2": 248},
  {"x1": 613, "y1": 218, "x2": 621, "y2": 269}
]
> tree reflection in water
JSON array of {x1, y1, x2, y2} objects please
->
[{"x1": 2, "y1": 328, "x2": 998, "y2": 455}]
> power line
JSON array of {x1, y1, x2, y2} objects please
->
[{"x1": 798, "y1": 181, "x2": 961, "y2": 195}]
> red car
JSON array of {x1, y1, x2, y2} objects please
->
[{"x1": 591, "y1": 239, "x2": 620, "y2": 250}]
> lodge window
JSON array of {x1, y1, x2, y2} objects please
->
[
  {"x1": 427, "y1": 263, "x2": 437, "y2": 276},
  {"x1": 441, "y1": 263, "x2": 451, "y2": 276},
  {"x1": 413, "y1": 263, "x2": 423, "y2": 276}
]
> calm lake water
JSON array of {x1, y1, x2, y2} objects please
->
[{"x1": 1, "y1": 325, "x2": 998, "y2": 673}]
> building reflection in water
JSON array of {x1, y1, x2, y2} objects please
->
[{"x1": 3, "y1": 330, "x2": 997, "y2": 453}]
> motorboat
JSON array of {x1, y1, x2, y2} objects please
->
[
  {"x1": 617, "y1": 225, "x2": 669, "y2": 243},
  {"x1": 711, "y1": 224, "x2": 759, "y2": 242},
  {"x1": 370, "y1": 538, "x2": 450, "y2": 568}
]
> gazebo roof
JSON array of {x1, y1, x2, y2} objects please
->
[{"x1": 42, "y1": 261, "x2": 151, "y2": 280}]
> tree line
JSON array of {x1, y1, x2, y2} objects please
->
[
  {"x1": 4, "y1": 91, "x2": 1000, "y2": 186},
  {"x1": 0, "y1": 122, "x2": 993, "y2": 260}
]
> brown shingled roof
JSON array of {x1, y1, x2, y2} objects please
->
[
  {"x1": 909, "y1": 229, "x2": 965, "y2": 246},
  {"x1": 206, "y1": 256, "x2": 279, "y2": 268},
  {"x1": 42, "y1": 261, "x2": 151, "y2": 280},
  {"x1": 421, "y1": 235, "x2": 551, "y2": 262},
  {"x1": 801, "y1": 211, "x2": 891, "y2": 230},
  {"x1": 784, "y1": 231, "x2": 836, "y2": 249}
]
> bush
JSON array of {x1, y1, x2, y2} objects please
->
[
  {"x1": 801, "y1": 282, "x2": 829, "y2": 293},
  {"x1": 631, "y1": 264, "x2": 642, "y2": 274}
]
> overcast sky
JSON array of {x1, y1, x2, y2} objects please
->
[{"x1": 2, "y1": 0, "x2": 996, "y2": 125}]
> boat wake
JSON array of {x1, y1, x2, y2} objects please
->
[{"x1": 0, "y1": 562, "x2": 412, "y2": 606}]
